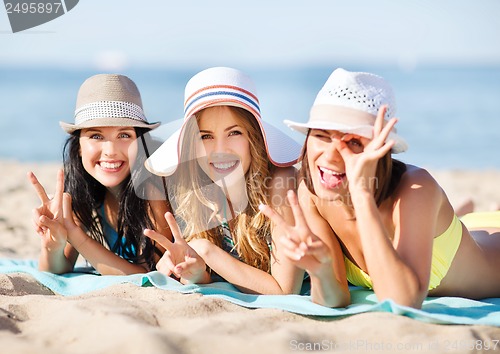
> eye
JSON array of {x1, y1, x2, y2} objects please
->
[
  {"x1": 342, "y1": 135, "x2": 364, "y2": 152},
  {"x1": 89, "y1": 134, "x2": 103, "y2": 140},
  {"x1": 311, "y1": 131, "x2": 330, "y2": 141},
  {"x1": 200, "y1": 134, "x2": 213, "y2": 140},
  {"x1": 228, "y1": 130, "x2": 242, "y2": 137},
  {"x1": 347, "y1": 139, "x2": 362, "y2": 147},
  {"x1": 118, "y1": 132, "x2": 132, "y2": 138}
]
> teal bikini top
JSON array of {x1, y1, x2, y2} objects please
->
[{"x1": 98, "y1": 205, "x2": 137, "y2": 258}]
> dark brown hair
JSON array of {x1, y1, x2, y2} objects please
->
[{"x1": 299, "y1": 131, "x2": 406, "y2": 206}]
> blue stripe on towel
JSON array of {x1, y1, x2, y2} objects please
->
[{"x1": 2, "y1": 259, "x2": 500, "y2": 326}]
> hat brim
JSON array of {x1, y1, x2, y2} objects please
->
[
  {"x1": 284, "y1": 119, "x2": 408, "y2": 154},
  {"x1": 145, "y1": 116, "x2": 302, "y2": 177},
  {"x1": 145, "y1": 121, "x2": 183, "y2": 177},
  {"x1": 60, "y1": 117, "x2": 160, "y2": 134}
]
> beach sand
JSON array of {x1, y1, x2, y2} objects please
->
[{"x1": 1, "y1": 160, "x2": 500, "y2": 354}]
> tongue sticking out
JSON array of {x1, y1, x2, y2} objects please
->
[{"x1": 320, "y1": 169, "x2": 346, "y2": 189}]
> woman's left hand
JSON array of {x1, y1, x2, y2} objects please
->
[
  {"x1": 144, "y1": 212, "x2": 207, "y2": 283},
  {"x1": 338, "y1": 105, "x2": 397, "y2": 196}
]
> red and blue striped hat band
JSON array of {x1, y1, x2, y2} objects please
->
[
  {"x1": 184, "y1": 84, "x2": 261, "y2": 121},
  {"x1": 145, "y1": 67, "x2": 301, "y2": 177}
]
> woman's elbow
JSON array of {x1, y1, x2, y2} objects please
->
[
  {"x1": 312, "y1": 289, "x2": 351, "y2": 308},
  {"x1": 375, "y1": 282, "x2": 427, "y2": 309}
]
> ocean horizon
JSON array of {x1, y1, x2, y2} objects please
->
[{"x1": 1, "y1": 64, "x2": 499, "y2": 169}]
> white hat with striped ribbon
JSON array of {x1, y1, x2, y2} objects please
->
[{"x1": 145, "y1": 67, "x2": 301, "y2": 176}]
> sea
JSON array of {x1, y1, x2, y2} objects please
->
[{"x1": 1, "y1": 65, "x2": 499, "y2": 169}]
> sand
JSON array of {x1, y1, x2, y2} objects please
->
[{"x1": 1, "y1": 160, "x2": 500, "y2": 354}]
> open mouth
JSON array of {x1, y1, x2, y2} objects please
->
[
  {"x1": 210, "y1": 160, "x2": 239, "y2": 174},
  {"x1": 319, "y1": 166, "x2": 346, "y2": 189},
  {"x1": 99, "y1": 161, "x2": 124, "y2": 172}
]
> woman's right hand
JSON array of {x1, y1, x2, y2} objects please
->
[
  {"x1": 259, "y1": 190, "x2": 332, "y2": 276},
  {"x1": 29, "y1": 169, "x2": 68, "y2": 252},
  {"x1": 144, "y1": 212, "x2": 207, "y2": 283},
  {"x1": 338, "y1": 105, "x2": 396, "y2": 197}
]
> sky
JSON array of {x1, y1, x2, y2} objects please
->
[
  {"x1": 0, "y1": 0, "x2": 499, "y2": 168},
  {"x1": 1, "y1": 0, "x2": 500, "y2": 70}
]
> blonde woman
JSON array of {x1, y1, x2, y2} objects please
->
[{"x1": 144, "y1": 67, "x2": 304, "y2": 294}]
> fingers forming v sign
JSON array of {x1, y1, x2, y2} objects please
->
[
  {"x1": 259, "y1": 190, "x2": 331, "y2": 274},
  {"x1": 144, "y1": 212, "x2": 206, "y2": 280},
  {"x1": 29, "y1": 169, "x2": 68, "y2": 248}
]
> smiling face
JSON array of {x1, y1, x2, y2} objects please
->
[
  {"x1": 306, "y1": 128, "x2": 369, "y2": 201},
  {"x1": 79, "y1": 126, "x2": 138, "y2": 191},
  {"x1": 194, "y1": 106, "x2": 252, "y2": 188}
]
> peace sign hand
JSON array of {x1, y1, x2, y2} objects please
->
[
  {"x1": 28, "y1": 169, "x2": 68, "y2": 251},
  {"x1": 338, "y1": 105, "x2": 397, "y2": 196},
  {"x1": 144, "y1": 212, "x2": 207, "y2": 283},
  {"x1": 259, "y1": 190, "x2": 332, "y2": 276}
]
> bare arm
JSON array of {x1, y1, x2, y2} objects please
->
[
  {"x1": 351, "y1": 170, "x2": 439, "y2": 308},
  {"x1": 67, "y1": 181, "x2": 174, "y2": 275},
  {"x1": 339, "y1": 107, "x2": 435, "y2": 308},
  {"x1": 146, "y1": 212, "x2": 300, "y2": 294},
  {"x1": 190, "y1": 167, "x2": 302, "y2": 295},
  {"x1": 66, "y1": 224, "x2": 148, "y2": 274},
  {"x1": 190, "y1": 239, "x2": 288, "y2": 294},
  {"x1": 146, "y1": 183, "x2": 173, "y2": 264},
  {"x1": 268, "y1": 166, "x2": 304, "y2": 294},
  {"x1": 29, "y1": 169, "x2": 77, "y2": 273},
  {"x1": 38, "y1": 241, "x2": 79, "y2": 274},
  {"x1": 145, "y1": 181, "x2": 173, "y2": 240},
  {"x1": 260, "y1": 183, "x2": 350, "y2": 306},
  {"x1": 296, "y1": 183, "x2": 350, "y2": 307}
]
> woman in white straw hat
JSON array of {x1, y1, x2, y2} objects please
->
[
  {"x1": 29, "y1": 74, "x2": 171, "y2": 275},
  {"x1": 260, "y1": 68, "x2": 500, "y2": 308},
  {"x1": 143, "y1": 67, "x2": 305, "y2": 294}
]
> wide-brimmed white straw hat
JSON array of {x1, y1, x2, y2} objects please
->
[
  {"x1": 60, "y1": 74, "x2": 160, "y2": 133},
  {"x1": 145, "y1": 67, "x2": 301, "y2": 176},
  {"x1": 284, "y1": 68, "x2": 408, "y2": 153}
]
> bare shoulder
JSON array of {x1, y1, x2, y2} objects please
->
[
  {"x1": 394, "y1": 164, "x2": 444, "y2": 211},
  {"x1": 269, "y1": 166, "x2": 298, "y2": 192},
  {"x1": 398, "y1": 164, "x2": 441, "y2": 194},
  {"x1": 297, "y1": 180, "x2": 319, "y2": 212}
]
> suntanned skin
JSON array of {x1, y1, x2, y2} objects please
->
[{"x1": 261, "y1": 106, "x2": 500, "y2": 309}]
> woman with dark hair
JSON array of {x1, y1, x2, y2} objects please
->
[
  {"x1": 29, "y1": 74, "x2": 171, "y2": 275},
  {"x1": 260, "y1": 68, "x2": 500, "y2": 309}
]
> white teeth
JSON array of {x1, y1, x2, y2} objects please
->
[
  {"x1": 319, "y1": 166, "x2": 343, "y2": 176},
  {"x1": 212, "y1": 161, "x2": 237, "y2": 170},
  {"x1": 100, "y1": 161, "x2": 122, "y2": 169}
]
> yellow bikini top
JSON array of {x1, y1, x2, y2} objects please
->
[{"x1": 344, "y1": 214, "x2": 463, "y2": 290}]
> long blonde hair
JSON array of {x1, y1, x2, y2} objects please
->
[{"x1": 173, "y1": 106, "x2": 274, "y2": 272}]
